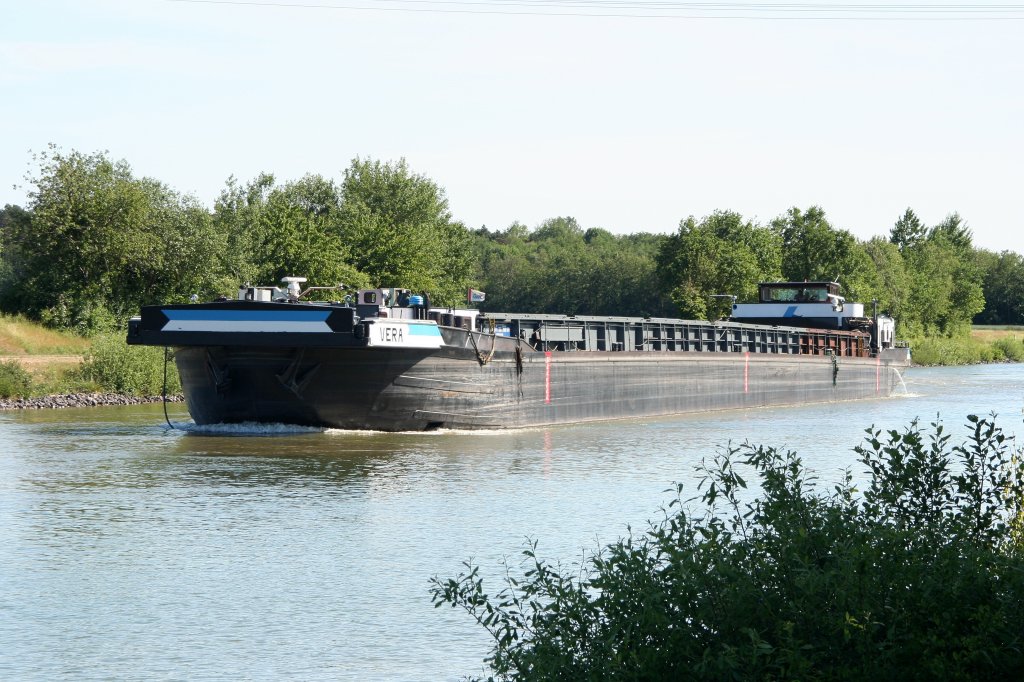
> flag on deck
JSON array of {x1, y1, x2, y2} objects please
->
[{"x1": 467, "y1": 288, "x2": 486, "y2": 303}]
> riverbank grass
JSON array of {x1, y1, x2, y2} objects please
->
[
  {"x1": 0, "y1": 314, "x2": 92, "y2": 397},
  {"x1": 0, "y1": 314, "x2": 91, "y2": 355},
  {"x1": 907, "y1": 327, "x2": 1024, "y2": 366},
  {"x1": 0, "y1": 315, "x2": 178, "y2": 398}
]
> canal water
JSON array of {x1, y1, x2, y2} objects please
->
[{"x1": 2, "y1": 364, "x2": 1022, "y2": 680}]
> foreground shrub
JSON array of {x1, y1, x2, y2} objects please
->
[
  {"x1": 78, "y1": 333, "x2": 180, "y2": 395},
  {"x1": 433, "y1": 416, "x2": 1024, "y2": 681},
  {"x1": 0, "y1": 360, "x2": 33, "y2": 398}
]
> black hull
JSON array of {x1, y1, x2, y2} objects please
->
[{"x1": 175, "y1": 343, "x2": 905, "y2": 431}]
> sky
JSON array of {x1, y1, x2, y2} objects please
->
[{"x1": 2, "y1": 0, "x2": 1023, "y2": 252}]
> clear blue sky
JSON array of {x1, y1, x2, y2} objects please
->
[{"x1": 3, "y1": 1, "x2": 1022, "y2": 252}]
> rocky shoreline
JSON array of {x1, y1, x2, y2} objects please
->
[{"x1": 0, "y1": 393, "x2": 184, "y2": 410}]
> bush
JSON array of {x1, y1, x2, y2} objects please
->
[
  {"x1": 908, "y1": 336, "x2": 989, "y2": 365},
  {"x1": 39, "y1": 298, "x2": 121, "y2": 335},
  {"x1": 0, "y1": 360, "x2": 33, "y2": 398},
  {"x1": 910, "y1": 334, "x2": 1024, "y2": 365},
  {"x1": 77, "y1": 333, "x2": 180, "y2": 395},
  {"x1": 433, "y1": 416, "x2": 1024, "y2": 681},
  {"x1": 993, "y1": 337, "x2": 1024, "y2": 362}
]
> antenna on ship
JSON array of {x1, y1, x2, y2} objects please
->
[{"x1": 281, "y1": 276, "x2": 307, "y2": 302}]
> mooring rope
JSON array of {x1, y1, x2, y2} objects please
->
[
  {"x1": 162, "y1": 346, "x2": 175, "y2": 430},
  {"x1": 468, "y1": 325, "x2": 498, "y2": 365}
]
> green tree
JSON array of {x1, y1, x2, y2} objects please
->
[
  {"x1": 523, "y1": 217, "x2": 590, "y2": 313},
  {"x1": 339, "y1": 157, "x2": 471, "y2": 305},
  {"x1": 975, "y1": 250, "x2": 1024, "y2": 325},
  {"x1": 889, "y1": 207, "x2": 927, "y2": 252},
  {"x1": 582, "y1": 231, "x2": 669, "y2": 317},
  {"x1": 0, "y1": 204, "x2": 31, "y2": 303},
  {"x1": 213, "y1": 173, "x2": 369, "y2": 294},
  {"x1": 471, "y1": 219, "x2": 671, "y2": 317},
  {"x1": 261, "y1": 175, "x2": 369, "y2": 292},
  {"x1": 471, "y1": 217, "x2": 582, "y2": 314},
  {"x1": 898, "y1": 214, "x2": 984, "y2": 337},
  {"x1": 530, "y1": 215, "x2": 583, "y2": 243},
  {"x1": 657, "y1": 211, "x2": 782, "y2": 319},
  {"x1": 212, "y1": 172, "x2": 276, "y2": 287},
  {"x1": 929, "y1": 212, "x2": 974, "y2": 252},
  {"x1": 862, "y1": 237, "x2": 910, "y2": 325},
  {"x1": 469, "y1": 223, "x2": 533, "y2": 311},
  {"x1": 433, "y1": 219, "x2": 475, "y2": 305},
  {"x1": 0, "y1": 204, "x2": 29, "y2": 232},
  {"x1": 2, "y1": 146, "x2": 224, "y2": 330},
  {"x1": 773, "y1": 206, "x2": 877, "y2": 301}
]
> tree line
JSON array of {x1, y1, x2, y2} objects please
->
[{"x1": 1, "y1": 146, "x2": 1022, "y2": 336}]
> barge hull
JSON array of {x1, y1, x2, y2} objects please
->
[{"x1": 175, "y1": 344, "x2": 904, "y2": 431}]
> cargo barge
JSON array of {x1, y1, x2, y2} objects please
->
[{"x1": 127, "y1": 279, "x2": 910, "y2": 431}]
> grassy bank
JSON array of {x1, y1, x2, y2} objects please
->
[
  {"x1": 909, "y1": 326, "x2": 1024, "y2": 366},
  {"x1": 0, "y1": 315, "x2": 178, "y2": 399},
  {"x1": 0, "y1": 314, "x2": 91, "y2": 355}
]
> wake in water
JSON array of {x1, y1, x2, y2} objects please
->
[
  {"x1": 176, "y1": 421, "x2": 325, "y2": 436},
  {"x1": 168, "y1": 421, "x2": 518, "y2": 437},
  {"x1": 322, "y1": 427, "x2": 529, "y2": 436}
]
